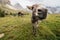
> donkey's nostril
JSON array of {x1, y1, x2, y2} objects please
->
[{"x1": 38, "y1": 9, "x2": 42, "y2": 12}]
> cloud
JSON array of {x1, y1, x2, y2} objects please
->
[
  {"x1": 28, "y1": 0, "x2": 43, "y2": 3},
  {"x1": 10, "y1": 0, "x2": 60, "y2": 8},
  {"x1": 28, "y1": 0, "x2": 60, "y2": 7},
  {"x1": 41, "y1": 0, "x2": 60, "y2": 7},
  {"x1": 17, "y1": 0, "x2": 33, "y2": 7}
]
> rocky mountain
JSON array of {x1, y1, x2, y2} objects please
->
[
  {"x1": 13, "y1": 3, "x2": 23, "y2": 10},
  {"x1": 46, "y1": 6, "x2": 60, "y2": 14},
  {"x1": 0, "y1": 0, "x2": 19, "y2": 10},
  {"x1": 0, "y1": 0, "x2": 29, "y2": 14},
  {"x1": 0, "y1": 0, "x2": 18, "y2": 13},
  {"x1": 0, "y1": 0, "x2": 10, "y2": 5}
]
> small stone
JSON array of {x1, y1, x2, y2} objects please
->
[{"x1": 0, "y1": 33, "x2": 5, "y2": 38}]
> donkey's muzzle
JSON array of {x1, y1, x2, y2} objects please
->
[{"x1": 38, "y1": 12, "x2": 47, "y2": 20}]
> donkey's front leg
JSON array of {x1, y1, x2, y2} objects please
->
[{"x1": 32, "y1": 21, "x2": 38, "y2": 36}]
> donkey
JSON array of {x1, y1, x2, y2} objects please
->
[
  {"x1": 27, "y1": 4, "x2": 48, "y2": 36},
  {"x1": 18, "y1": 12, "x2": 24, "y2": 17}
]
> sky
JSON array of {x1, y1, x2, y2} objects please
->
[{"x1": 10, "y1": 0, "x2": 60, "y2": 8}]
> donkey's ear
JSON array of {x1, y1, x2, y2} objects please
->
[
  {"x1": 27, "y1": 6, "x2": 34, "y2": 10},
  {"x1": 45, "y1": 9, "x2": 48, "y2": 11}
]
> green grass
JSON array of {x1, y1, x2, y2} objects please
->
[{"x1": 0, "y1": 14, "x2": 60, "y2": 40}]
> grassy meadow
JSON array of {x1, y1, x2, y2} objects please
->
[{"x1": 0, "y1": 14, "x2": 60, "y2": 40}]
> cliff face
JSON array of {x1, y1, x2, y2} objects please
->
[{"x1": 0, "y1": 0, "x2": 10, "y2": 5}]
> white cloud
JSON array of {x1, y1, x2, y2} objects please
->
[
  {"x1": 17, "y1": 0, "x2": 33, "y2": 8},
  {"x1": 10, "y1": 0, "x2": 60, "y2": 8},
  {"x1": 41, "y1": 0, "x2": 60, "y2": 7}
]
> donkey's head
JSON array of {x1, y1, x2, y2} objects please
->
[{"x1": 27, "y1": 4, "x2": 48, "y2": 20}]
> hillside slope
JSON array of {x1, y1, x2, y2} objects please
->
[
  {"x1": 0, "y1": 4, "x2": 18, "y2": 13},
  {"x1": 0, "y1": 14, "x2": 60, "y2": 40}
]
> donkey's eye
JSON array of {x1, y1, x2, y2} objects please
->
[
  {"x1": 38, "y1": 9, "x2": 42, "y2": 12},
  {"x1": 32, "y1": 7, "x2": 34, "y2": 10}
]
